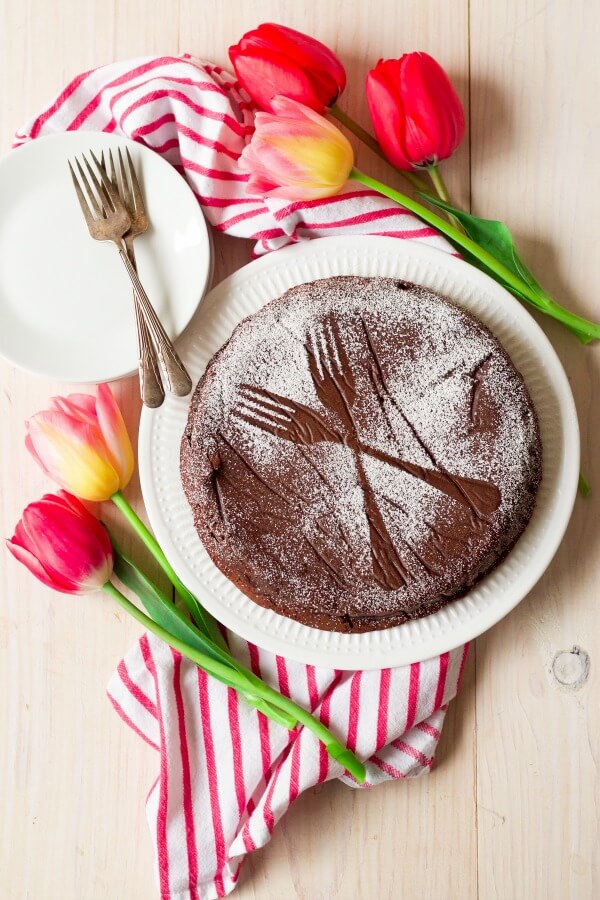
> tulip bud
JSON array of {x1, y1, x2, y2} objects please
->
[
  {"x1": 366, "y1": 53, "x2": 465, "y2": 170},
  {"x1": 229, "y1": 23, "x2": 346, "y2": 113},
  {"x1": 239, "y1": 96, "x2": 354, "y2": 201},
  {"x1": 25, "y1": 384, "x2": 134, "y2": 503},
  {"x1": 6, "y1": 491, "x2": 113, "y2": 594}
]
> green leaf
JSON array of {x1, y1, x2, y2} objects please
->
[
  {"x1": 112, "y1": 546, "x2": 231, "y2": 667},
  {"x1": 111, "y1": 545, "x2": 298, "y2": 730},
  {"x1": 578, "y1": 471, "x2": 591, "y2": 498},
  {"x1": 419, "y1": 195, "x2": 550, "y2": 304},
  {"x1": 419, "y1": 193, "x2": 598, "y2": 343}
]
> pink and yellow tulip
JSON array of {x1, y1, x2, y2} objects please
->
[
  {"x1": 238, "y1": 96, "x2": 354, "y2": 200},
  {"x1": 6, "y1": 491, "x2": 113, "y2": 594},
  {"x1": 25, "y1": 384, "x2": 134, "y2": 502}
]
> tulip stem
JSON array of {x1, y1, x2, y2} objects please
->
[
  {"x1": 350, "y1": 168, "x2": 600, "y2": 342},
  {"x1": 329, "y1": 104, "x2": 429, "y2": 193},
  {"x1": 109, "y1": 495, "x2": 295, "y2": 725},
  {"x1": 110, "y1": 490, "x2": 228, "y2": 652},
  {"x1": 427, "y1": 165, "x2": 466, "y2": 233},
  {"x1": 102, "y1": 582, "x2": 366, "y2": 783}
]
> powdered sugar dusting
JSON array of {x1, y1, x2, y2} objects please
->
[{"x1": 182, "y1": 276, "x2": 541, "y2": 631}]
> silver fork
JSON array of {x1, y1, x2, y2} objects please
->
[
  {"x1": 234, "y1": 383, "x2": 500, "y2": 516},
  {"x1": 305, "y1": 318, "x2": 408, "y2": 590},
  {"x1": 69, "y1": 150, "x2": 192, "y2": 397},
  {"x1": 100, "y1": 149, "x2": 164, "y2": 408}
]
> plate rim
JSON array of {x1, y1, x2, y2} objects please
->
[
  {"x1": 139, "y1": 235, "x2": 579, "y2": 669},
  {"x1": 0, "y1": 131, "x2": 211, "y2": 383}
]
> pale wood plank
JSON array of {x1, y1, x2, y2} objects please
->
[
  {"x1": 240, "y1": 655, "x2": 477, "y2": 900},
  {"x1": 0, "y1": 3, "x2": 181, "y2": 898},
  {"x1": 470, "y1": 1, "x2": 600, "y2": 897},
  {"x1": 0, "y1": 2, "x2": 476, "y2": 898}
]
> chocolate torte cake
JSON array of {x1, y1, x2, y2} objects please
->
[{"x1": 181, "y1": 276, "x2": 542, "y2": 632}]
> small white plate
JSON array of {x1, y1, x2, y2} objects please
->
[
  {"x1": 139, "y1": 236, "x2": 579, "y2": 669},
  {"x1": 0, "y1": 132, "x2": 212, "y2": 383}
]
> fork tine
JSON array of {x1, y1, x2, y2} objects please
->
[
  {"x1": 316, "y1": 327, "x2": 333, "y2": 379},
  {"x1": 238, "y1": 384, "x2": 296, "y2": 413},
  {"x1": 74, "y1": 157, "x2": 105, "y2": 218},
  {"x1": 117, "y1": 149, "x2": 133, "y2": 210},
  {"x1": 305, "y1": 332, "x2": 324, "y2": 385},
  {"x1": 324, "y1": 316, "x2": 355, "y2": 400},
  {"x1": 328, "y1": 316, "x2": 351, "y2": 374},
  {"x1": 237, "y1": 404, "x2": 288, "y2": 426},
  {"x1": 125, "y1": 148, "x2": 144, "y2": 214},
  {"x1": 98, "y1": 151, "x2": 110, "y2": 193},
  {"x1": 68, "y1": 161, "x2": 96, "y2": 226},
  {"x1": 237, "y1": 398, "x2": 292, "y2": 422},
  {"x1": 106, "y1": 150, "x2": 118, "y2": 189},
  {"x1": 232, "y1": 409, "x2": 282, "y2": 436},
  {"x1": 81, "y1": 154, "x2": 113, "y2": 215},
  {"x1": 323, "y1": 319, "x2": 338, "y2": 369},
  {"x1": 89, "y1": 150, "x2": 123, "y2": 210}
]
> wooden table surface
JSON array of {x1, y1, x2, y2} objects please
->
[{"x1": 1, "y1": 1, "x2": 598, "y2": 897}]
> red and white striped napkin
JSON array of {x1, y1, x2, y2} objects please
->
[{"x1": 18, "y1": 55, "x2": 468, "y2": 900}]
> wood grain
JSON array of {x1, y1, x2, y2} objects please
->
[
  {"x1": 0, "y1": 0, "x2": 596, "y2": 897},
  {"x1": 470, "y1": 1, "x2": 600, "y2": 897}
]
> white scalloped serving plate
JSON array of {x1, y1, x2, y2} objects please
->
[{"x1": 139, "y1": 235, "x2": 579, "y2": 669}]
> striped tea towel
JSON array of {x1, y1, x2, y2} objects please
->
[
  {"x1": 18, "y1": 55, "x2": 467, "y2": 900},
  {"x1": 107, "y1": 635, "x2": 469, "y2": 900},
  {"x1": 14, "y1": 54, "x2": 453, "y2": 256}
]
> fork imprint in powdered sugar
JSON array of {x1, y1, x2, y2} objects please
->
[{"x1": 234, "y1": 314, "x2": 501, "y2": 591}]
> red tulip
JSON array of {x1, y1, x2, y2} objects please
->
[
  {"x1": 366, "y1": 53, "x2": 465, "y2": 170},
  {"x1": 6, "y1": 491, "x2": 113, "y2": 594},
  {"x1": 229, "y1": 23, "x2": 346, "y2": 113}
]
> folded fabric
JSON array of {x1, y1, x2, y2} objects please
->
[
  {"x1": 14, "y1": 54, "x2": 453, "y2": 257},
  {"x1": 18, "y1": 55, "x2": 467, "y2": 900},
  {"x1": 108, "y1": 634, "x2": 468, "y2": 900}
]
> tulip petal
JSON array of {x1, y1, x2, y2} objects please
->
[
  {"x1": 366, "y1": 53, "x2": 465, "y2": 169},
  {"x1": 24, "y1": 432, "x2": 53, "y2": 479},
  {"x1": 401, "y1": 53, "x2": 464, "y2": 163},
  {"x1": 253, "y1": 24, "x2": 346, "y2": 93},
  {"x1": 48, "y1": 489, "x2": 91, "y2": 520},
  {"x1": 259, "y1": 24, "x2": 346, "y2": 102},
  {"x1": 230, "y1": 23, "x2": 345, "y2": 112},
  {"x1": 239, "y1": 98, "x2": 353, "y2": 201},
  {"x1": 245, "y1": 172, "x2": 282, "y2": 195},
  {"x1": 39, "y1": 492, "x2": 113, "y2": 560},
  {"x1": 95, "y1": 384, "x2": 134, "y2": 489},
  {"x1": 366, "y1": 62, "x2": 413, "y2": 170},
  {"x1": 7, "y1": 492, "x2": 113, "y2": 594},
  {"x1": 21, "y1": 500, "x2": 113, "y2": 591},
  {"x1": 26, "y1": 411, "x2": 120, "y2": 502},
  {"x1": 41, "y1": 491, "x2": 114, "y2": 562},
  {"x1": 51, "y1": 393, "x2": 98, "y2": 426},
  {"x1": 231, "y1": 49, "x2": 316, "y2": 113},
  {"x1": 6, "y1": 538, "x2": 79, "y2": 593},
  {"x1": 269, "y1": 96, "x2": 340, "y2": 132}
]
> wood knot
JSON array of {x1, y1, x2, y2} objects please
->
[{"x1": 551, "y1": 646, "x2": 590, "y2": 690}]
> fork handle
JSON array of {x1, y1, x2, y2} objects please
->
[
  {"x1": 125, "y1": 240, "x2": 164, "y2": 408},
  {"x1": 118, "y1": 247, "x2": 193, "y2": 397},
  {"x1": 134, "y1": 297, "x2": 165, "y2": 408},
  {"x1": 359, "y1": 443, "x2": 500, "y2": 517},
  {"x1": 351, "y1": 445, "x2": 408, "y2": 590}
]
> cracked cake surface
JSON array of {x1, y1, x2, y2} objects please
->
[{"x1": 180, "y1": 276, "x2": 542, "y2": 632}]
